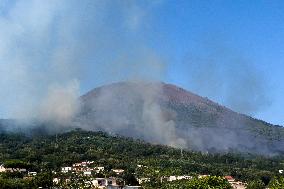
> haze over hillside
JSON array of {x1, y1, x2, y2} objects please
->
[
  {"x1": 1, "y1": 81, "x2": 283, "y2": 155},
  {"x1": 76, "y1": 81, "x2": 284, "y2": 155}
]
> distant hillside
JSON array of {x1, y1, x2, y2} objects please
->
[
  {"x1": 1, "y1": 81, "x2": 284, "y2": 155},
  {"x1": 78, "y1": 81, "x2": 284, "y2": 155}
]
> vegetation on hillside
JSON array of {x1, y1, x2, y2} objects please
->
[{"x1": 0, "y1": 129, "x2": 283, "y2": 188}]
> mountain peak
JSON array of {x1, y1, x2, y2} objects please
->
[
  {"x1": 77, "y1": 81, "x2": 284, "y2": 155},
  {"x1": 2, "y1": 81, "x2": 282, "y2": 155}
]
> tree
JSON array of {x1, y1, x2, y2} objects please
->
[
  {"x1": 159, "y1": 176, "x2": 232, "y2": 189},
  {"x1": 123, "y1": 172, "x2": 139, "y2": 186},
  {"x1": 246, "y1": 180, "x2": 265, "y2": 189},
  {"x1": 33, "y1": 172, "x2": 53, "y2": 189},
  {"x1": 269, "y1": 177, "x2": 284, "y2": 189}
]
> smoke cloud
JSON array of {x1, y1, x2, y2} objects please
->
[
  {"x1": 0, "y1": 0, "x2": 80, "y2": 121},
  {"x1": 0, "y1": 0, "x2": 164, "y2": 121},
  {"x1": 38, "y1": 80, "x2": 80, "y2": 124},
  {"x1": 0, "y1": 0, "x2": 181, "y2": 147},
  {"x1": 78, "y1": 81, "x2": 186, "y2": 148},
  {"x1": 141, "y1": 83, "x2": 186, "y2": 148}
]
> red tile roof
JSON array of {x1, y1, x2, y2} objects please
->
[{"x1": 224, "y1": 176, "x2": 234, "y2": 180}]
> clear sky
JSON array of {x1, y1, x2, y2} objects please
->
[{"x1": 0, "y1": 0, "x2": 283, "y2": 126}]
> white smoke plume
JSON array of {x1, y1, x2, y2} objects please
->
[
  {"x1": 0, "y1": 0, "x2": 182, "y2": 148},
  {"x1": 38, "y1": 80, "x2": 80, "y2": 124},
  {"x1": 140, "y1": 83, "x2": 186, "y2": 148},
  {"x1": 0, "y1": 0, "x2": 163, "y2": 122},
  {"x1": 77, "y1": 81, "x2": 186, "y2": 148}
]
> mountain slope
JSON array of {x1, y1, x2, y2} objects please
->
[{"x1": 77, "y1": 81, "x2": 284, "y2": 155}]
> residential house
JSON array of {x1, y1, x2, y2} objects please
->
[
  {"x1": 61, "y1": 167, "x2": 72, "y2": 173},
  {"x1": 6, "y1": 168, "x2": 26, "y2": 172},
  {"x1": 224, "y1": 176, "x2": 246, "y2": 189},
  {"x1": 137, "y1": 178, "x2": 150, "y2": 184},
  {"x1": 94, "y1": 166, "x2": 105, "y2": 173},
  {"x1": 28, "y1": 171, "x2": 37, "y2": 176},
  {"x1": 92, "y1": 178, "x2": 116, "y2": 188},
  {"x1": 0, "y1": 164, "x2": 6, "y2": 172},
  {"x1": 0, "y1": 164, "x2": 26, "y2": 173},
  {"x1": 53, "y1": 178, "x2": 60, "y2": 184},
  {"x1": 198, "y1": 174, "x2": 210, "y2": 178},
  {"x1": 84, "y1": 171, "x2": 92, "y2": 176},
  {"x1": 166, "y1": 175, "x2": 192, "y2": 182},
  {"x1": 112, "y1": 169, "x2": 124, "y2": 175}
]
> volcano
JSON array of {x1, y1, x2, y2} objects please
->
[
  {"x1": 1, "y1": 81, "x2": 283, "y2": 155},
  {"x1": 76, "y1": 81, "x2": 284, "y2": 155}
]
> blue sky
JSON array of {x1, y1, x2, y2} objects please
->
[{"x1": 0, "y1": 0, "x2": 283, "y2": 125}]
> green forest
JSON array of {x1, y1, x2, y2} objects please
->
[{"x1": 0, "y1": 129, "x2": 283, "y2": 188}]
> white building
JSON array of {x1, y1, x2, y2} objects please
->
[
  {"x1": 138, "y1": 178, "x2": 150, "y2": 184},
  {"x1": 0, "y1": 164, "x2": 6, "y2": 172},
  {"x1": 0, "y1": 164, "x2": 26, "y2": 173},
  {"x1": 166, "y1": 175, "x2": 192, "y2": 182},
  {"x1": 84, "y1": 171, "x2": 92, "y2": 176},
  {"x1": 53, "y1": 178, "x2": 60, "y2": 184},
  {"x1": 177, "y1": 176, "x2": 192, "y2": 180},
  {"x1": 91, "y1": 177, "x2": 119, "y2": 188},
  {"x1": 61, "y1": 167, "x2": 72, "y2": 173},
  {"x1": 8, "y1": 168, "x2": 26, "y2": 172},
  {"x1": 112, "y1": 169, "x2": 124, "y2": 174},
  {"x1": 28, "y1": 171, "x2": 37, "y2": 176},
  {"x1": 95, "y1": 166, "x2": 105, "y2": 173}
]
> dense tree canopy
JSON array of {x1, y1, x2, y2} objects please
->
[{"x1": 0, "y1": 129, "x2": 283, "y2": 188}]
